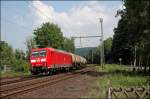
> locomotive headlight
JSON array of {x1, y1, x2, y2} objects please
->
[
  {"x1": 31, "y1": 59, "x2": 36, "y2": 63},
  {"x1": 41, "y1": 58, "x2": 46, "y2": 62}
]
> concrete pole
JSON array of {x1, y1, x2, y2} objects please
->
[
  {"x1": 99, "y1": 18, "x2": 104, "y2": 69},
  {"x1": 92, "y1": 50, "x2": 93, "y2": 64}
]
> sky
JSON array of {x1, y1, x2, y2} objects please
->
[{"x1": 1, "y1": 1, "x2": 123, "y2": 51}]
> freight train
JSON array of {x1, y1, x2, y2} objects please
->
[{"x1": 29, "y1": 47, "x2": 87, "y2": 75}]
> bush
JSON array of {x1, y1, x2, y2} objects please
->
[{"x1": 12, "y1": 60, "x2": 29, "y2": 73}]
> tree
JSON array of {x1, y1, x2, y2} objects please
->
[
  {"x1": 25, "y1": 36, "x2": 36, "y2": 50},
  {"x1": 112, "y1": 0, "x2": 150, "y2": 67},
  {"x1": 86, "y1": 38, "x2": 112, "y2": 64},
  {"x1": 0, "y1": 41, "x2": 15, "y2": 70},
  {"x1": 33, "y1": 22, "x2": 64, "y2": 49},
  {"x1": 62, "y1": 37, "x2": 75, "y2": 53},
  {"x1": 0, "y1": 41, "x2": 29, "y2": 72},
  {"x1": 112, "y1": 18, "x2": 132, "y2": 64},
  {"x1": 15, "y1": 49, "x2": 25, "y2": 60},
  {"x1": 25, "y1": 36, "x2": 36, "y2": 60},
  {"x1": 104, "y1": 37, "x2": 112, "y2": 63}
]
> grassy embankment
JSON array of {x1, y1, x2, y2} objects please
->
[
  {"x1": 1, "y1": 71, "x2": 31, "y2": 78},
  {"x1": 89, "y1": 64, "x2": 149, "y2": 98},
  {"x1": 1, "y1": 61, "x2": 31, "y2": 78}
]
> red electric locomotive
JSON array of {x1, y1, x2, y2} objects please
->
[{"x1": 29, "y1": 47, "x2": 87, "y2": 75}]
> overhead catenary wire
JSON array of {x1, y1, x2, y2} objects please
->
[{"x1": 72, "y1": 35, "x2": 102, "y2": 48}]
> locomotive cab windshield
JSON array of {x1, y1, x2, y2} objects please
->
[
  {"x1": 30, "y1": 50, "x2": 47, "y2": 64},
  {"x1": 31, "y1": 50, "x2": 47, "y2": 57}
]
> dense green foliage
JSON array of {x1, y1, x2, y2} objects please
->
[
  {"x1": 15, "y1": 49, "x2": 25, "y2": 60},
  {"x1": 12, "y1": 59, "x2": 29, "y2": 72},
  {"x1": 0, "y1": 41, "x2": 29, "y2": 72},
  {"x1": 62, "y1": 37, "x2": 75, "y2": 53},
  {"x1": 34, "y1": 22, "x2": 64, "y2": 48},
  {"x1": 25, "y1": 36, "x2": 36, "y2": 61},
  {"x1": 104, "y1": 38, "x2": 113, "y2": 63},
  {"x1": 86, "y1": 37, "x2": 113, "y2": 64},
  {"x1": 86, "y1": 46, "x2": 100, "y2": 64},
  {"x1": 112, "y1": 0, "x2": 150, "y2": 67},
  {"x1": 0, "y1": 41, "x2": 15, "y2": 70}
]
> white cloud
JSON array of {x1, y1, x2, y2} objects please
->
[{"x1": 30, "y1": 1, "x2": 121, "y2": 48}]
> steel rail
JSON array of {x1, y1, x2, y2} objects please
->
[{"x1": 1, "y1": 76, "x2": 37, "y2": 85}]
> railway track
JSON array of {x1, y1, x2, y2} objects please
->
[
  {"x1": 0, "y1": 67, "x2": 91, "y2": 99},
  {"x1": 0, "y1": 76, "x2": 38, "y2": 85}
]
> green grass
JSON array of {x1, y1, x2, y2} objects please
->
[
  {"x1": 1, "y1": 71, "x2": 31, "y2": 78},
  {"x1": 87, "y1": 64, "x2": 99, "y2": 67},
  {"x1": 93, "y1": 64, "x2": 149, "y2": 98}
]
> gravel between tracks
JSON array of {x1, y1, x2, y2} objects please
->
[{"x1": 14, "y1": 66, "x2": 100, "y2": 98}]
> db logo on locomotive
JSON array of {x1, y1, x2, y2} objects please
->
[{"x1": 37, "y1": 58, "x2": 40, "y2": 62}]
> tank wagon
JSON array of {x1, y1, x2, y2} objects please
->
[{"x1": 30, "y1": 47, "x2": 87, "y2": 75}]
